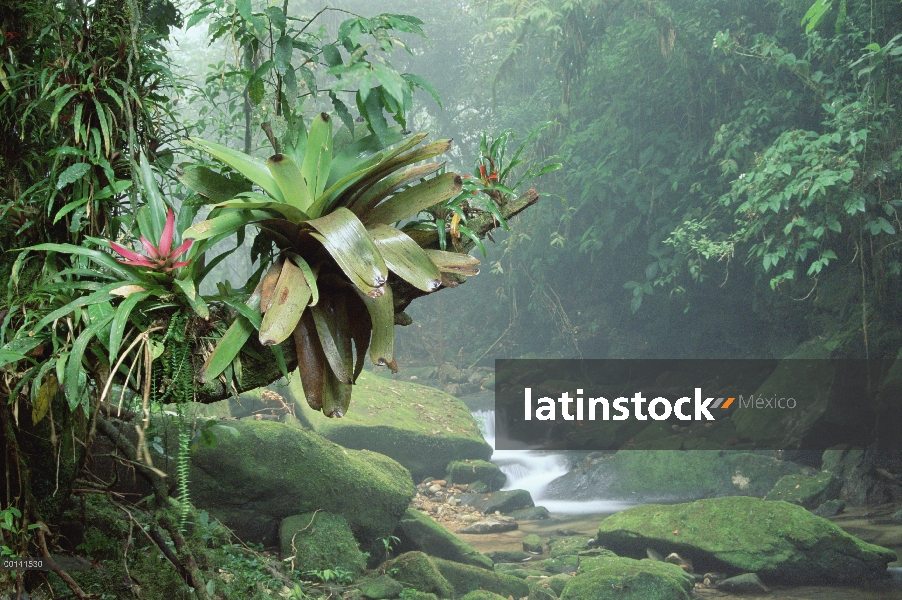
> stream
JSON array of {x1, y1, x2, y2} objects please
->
[{"x1": 467, "y1": 407, "x2": 902, "y2": 599}]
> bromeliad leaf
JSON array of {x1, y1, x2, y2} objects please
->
[
  {"x1": 355, "y1": 283, "x2": 395, "y2": 371},
  {"x1": 179, "y1": 165, "x2": 252, "y2": 204},
  {"x1": 258, "y1": 255, "x2": 312, "y2": 346},
  {"x1": 184, "y1": 137, "x2": 285, "y2": 202},
  {"x1": 266, "y1": 153, "x2": 312, "y2": 211},
  {"x1": 365, "y1": 172, "x2": 462, "y2": 225},
  {"x1": 424, "y1": 249, "x2": 481, "y2": 276},
  {"x1": 369, "y1": 224, "x2": 441, "y2": 291},
  {"x1": 304, "y1": 207, "x2": 387, "y2": 296}
]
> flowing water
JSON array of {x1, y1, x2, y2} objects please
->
[{"x1": 470, "y1": 409, "x2": 902, "y2": 599}]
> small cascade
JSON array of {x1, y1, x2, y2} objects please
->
[{"x1": 473, "y1": 410, "x2": 634, "y2": 515}]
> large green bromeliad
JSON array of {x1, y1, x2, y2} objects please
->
[{"x1": 182, "y1": 113, "x2": 480, "y2": 418}]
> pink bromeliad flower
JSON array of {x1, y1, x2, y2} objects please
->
[{"x1": 109, "y1": 208, "x2": 192, "y2": 273}]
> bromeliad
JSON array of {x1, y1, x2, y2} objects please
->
[{"x1": 109, "y1": 208, "x2": 193, "y2": 273}]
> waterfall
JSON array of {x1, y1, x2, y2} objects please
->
[{"x1": 473, "y1": 410, "x2": 634, "y2": 515}]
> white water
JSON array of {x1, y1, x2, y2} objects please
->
[{"x1": 473, "y1": 410, "x2": 634, "y2": 515}]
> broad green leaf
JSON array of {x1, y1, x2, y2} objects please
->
[
  {"x1": 369, "y1": 224, "x2": 441, "y2": 292},
  {"x1": 109, "y1": 290, "x2": 152, "y2": 363},
  {"x1": 350, "y1": 162, "x2": 444, "y2": 217},
  {"x1": 310, "y1": 298, "x2": 353, "y2": 385},
  {"x1": 286, "y1": 252, "x2": 319, "y2": 307},
  {"x1": 218, "y1": 193, "x2": 309, "y2": 223},
  {"x1": 138, "y1": 155, "x2": 168, "y2": 242},
  {"x1": 365, "y1": 172, "x2": 462, "y2": 225},
  {"x1": 32, "y1": 374, "x2": 58, "y2": 425},
  {"x1": 259, "y1": 256, "x2": 312, "y2": 346},
  {"x1": 179, "y1": 165, "x2": 251, "y2": 204},
  {"x1": 304, "y1": 208, "x2": 387, "y2": 295},
  {"x1": 32, "y1": 281, "x2": 127, "y2": 332},
  {"x1": 202, "y1": 286, "x2": 262, "y2": 382},
  {"x1": 308, "y1": 158, "x2": 383, "y2": 218},
  {"x1": 65, "y1": 312, "x2": 115, "y2": 410},
  {"x1": 302, "y1": 112, "x2": 334, "y2": 201},
  {"x1": 267, "y1": 153, "x2": 312, "y2": 211},
  {"x1": 356, "y1": 284, "x2": 395, "y2": 370},
  {"x1": 173, "y1": 277, "x2": 209, "y2": 319},
  {"x1": 182, "y1": 209, "x2": 269, "y2": 241},
  {"x1": 184, "y1": 137, "x2": 285, "y2": 202},
  {"x1": 327, "y1": 127, "x2": 403, "y2": 187},
  {"x1": 56, "y1": 163, "x2": 91, "y2": 190}
]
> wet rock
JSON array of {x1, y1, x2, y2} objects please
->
[
  {"x1": 530, "y1": 556, "x2": 579, "y2": 575},
  {"x1": 393, "y1": 508, "x2": 493, "y2": 569},
  {"x1": 764, "y1": 471, "x2": 841, "y2": 509},
  {"x1": 664, "y1": 552, "x2": 693, "y2": 572},
  {"x1": 528, "y1": 585, "x2": 558, "y2": 600},
  {"x1": 357, "y1": 575, "x2": 404, "y2": 599},
  {"x1": 433, "y1": 556, "x2": 529, "y2": 599},
  {"x1": 459, "y1": 489, "x2": 535, "y2": 514},
  {"x1": 548, "y1": 536, "x2": 590, "y2": 558},
  {"x1": 446, "y1": 460, "x2": 507, "y2": 491},
  {"x1": 510, "y1": 506, "x2": 551, "y2": 521},
  {"x1": 560, "y1": 558, "x2": 693, "y2": 600},
  {"x1": 486, "y1": 550, "x2": 531, "y2": 563},
  {"x1": 523, "y1": 534, "x2": 543, "y2": 554},
  {"x1": 458, "y1": 516, "x2": 518, "y2": 534},
  {"x1": 813, "y1": 499, "x2": 846, "y2": 517},
  {"x1": 279, "y1": 512, "x2": 366, "y2": 578},
  {"x1": 383, "y1": 552, "x2": 453, "y2": 598},
  {"x1": 594, "y1": 496, "x2": 897, "y2": 584},
  {"x1": 717, "y1": 572, "x2": 769, "y2": 593}
]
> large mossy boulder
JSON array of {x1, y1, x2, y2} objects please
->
[
  {"x1": 764, "y1": 472, "x2": 841, "y2": 508},
  {"x1": 432, "y1": 557, "x2": 529, "y2": 599},
  {"x1": 282, "y1": 371, "x2": 492, "y2": 480},
  {"x1": 188, "y1": 418, "x2": 414, "y2": 550},
  {"x1": 384, "y1": 552, "x2": 454, "y2": 598},
  {"x1": 559, "y1": 557, "x2": 693, "y2": 600},
  {"x1": 279, "y1": 512, "x2": 366, "y2": 577},
  {"x1": 545, "y1": 451, "x2": 805, "y2": 502},
  {"x1": 394, "y1": 508, "x2": 494, "y2": 569},
  {"x1": 595, "y1": 496, "x2": 896, "y2": 584}
]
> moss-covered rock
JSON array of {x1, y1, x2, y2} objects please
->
[
  {"x1": 358, "y1": 574, "x2": 405, "y2": 599},
  {"x1": 764, "y1": 471, "x2": 841, "y2": 508},
  {"x1": 545, "y1": 451, "x2": 805, "y2": 502},
  {"x1": 432, "y1": 557, "x2": 529, "y2": 599},
  {"x1": 541, "y1": 573, "x2": 573, "y2": 596},
  {"x1": 547, "y1": 536, "x2": 590, "y2": 558},
  {"x1": 595, "y1": 496, "x2": 897, "y2": 583},
  {"x1": 279, "y1": 512, "x2": 366, "y2": 577},
  {"x1": 459, "y1": 489, "x2": 534, "y2": 514},
  {"x1": 384, "y1": 552, "x2": 454, "y2": 598},
  {"x1": 459, "y1": 591, "x2": 508, "y2": 600},
  {"x1": 394, "y1": 508, "x2": 494, "y2": 569},
  {"x1": 274, "y1": 371, "x2": 491, "y2": 480},
  {"x1": 559, "y1": 557, "x2": 693, "y2": 600},
  {"x1": 576, "y1": 552, "x2": 618, "y2": 574},
  {"x1": 510, "y1": 506, "x2": 551, "y2": 521},
  {"x1": 528, "y1": 585, "x2": 559, "y2": 600},
  {"x1": 530, "y1": 556, "x2": 579, "y2": 575},
  {"x1": 446, "y1": 460, "x2": 506, "y2": 491},
  {"x1": 523, "y1": 534, "x2": 543, "y2": 554},
  {"x1": 189, "y1": 418, "x2": 414, "y2": 550},
  {"x1": 485, "y1": 549, "x2": 530, "y2": 563}
]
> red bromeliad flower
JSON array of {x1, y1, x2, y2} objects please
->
[{"x1": 109, "y1": 208, "x2": 193, "y2": 273}]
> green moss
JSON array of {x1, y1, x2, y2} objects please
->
[
  {"x1": 431, "y1": 557, "x2": 529, "y2": 598},
  {"x1": 188, "y1": 418, "x2": 414, "y2": 551},
  {"x1": 547, "y1": 536, "x2": 590, "y2": 558},
  {"x1": 576, "y1": 553, "x2": 618, "y2": 574},
  {"x1": 559, "y1": 557, "x2": 692, "y2": 600},
  {"x1": 280, "y1": 512, "x2": 366, "y2": 577},
  {"x1": 459, "y1": 591, "x2": 509, "y2": 600},
  {"x1": 595, "y1": 496, "x2": 897, "y2": 583},
  {"x1": 530, "y1": 556, "x2": 578, "y2": 575},
  {"x1": 358, "y1": 574, "x2": 405, "y2": 599},
  {"x1": 523, "y1": 534, "x2": 543, "y2": 554},
  {"x1": 395, "y1": 508, "x2": 494, "y2": 569},
  {"x1": 286, "y1": 371, "x2": 492, "y2": 480},
  {"x1": 385, "y1": 552, "x2": 454, "y2": 598},
  {"x1": 764, "y1": 472, "x2": 840, "y2": 508}
]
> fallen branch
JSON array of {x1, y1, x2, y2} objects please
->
[{"x1": 35, "y1": 525, "x2": 98, "y2": 600}]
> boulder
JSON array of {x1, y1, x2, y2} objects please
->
[
  {"x1": 432, "y1": 556, "x2": 529, "y2": 599},
  {"x1": 486, "y1": 550, "x2": 530, "y2": 563},
  {"x1": 458, "y1": 516, "x2": 518, "y2": 534},
  {"x1": 523, "y1": 534, "x2": 543, "y2": 554},
  {"x1": 528, "y1": 586, "x2": 558, "y2": 600},
  {"x1": 716, "y1": 573, "x2": 769, "y2": 593},
  {"x1": 188, "y1": 418, "x2": 414, "y2": 550},
  {"x1": 559, "y1": 557, "x2": 693, "y2": 600},
  {"x1": 394, "y1": 508, "x2": 494, "y2": 569},
  {"x1": 813, "y1": 499, "x2": 846, "y2": 517},
  {"x1": 446, "y1": 460, "x2": 507, "y2": 491},
  {"x1": 458, "y1": 489, "x2": 535, "y2": 514},
  {"x1": 548, "y1": 536, "x2": 591, "y2": 558},
  {"x1": 594, "y1": 496, "x2": 897, "y2": 584},
  {"x1": 358, "y1": 575, "x2": 405, "y2": 599},
  {"x1": 510, "y1": 507, "x2": 551, "y2": 521},
  {"x1": 530, "y1": 556, "x2": 579, "y2": 575},
  {"x1": 283, "y1": 370, "x2": 492, "y2": 480},
  {"x1": 545, "y1": 451, "x2": 805, "y2": 502},
  {"x1": 821, "y1": 445, "x2": 897, "y2": 505},
  {"x1": 383, "y1": 552, "x2": 454, "y2": 598},
  {"x1": 764, "y1": 472, "x2": 841, "y2": 508},
  {"x1": 279, "y1": 512, "x2": 366, "y2": 577},
  {"x1": 459, "y1": 592, "x2": 508, "y2": 600}
]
